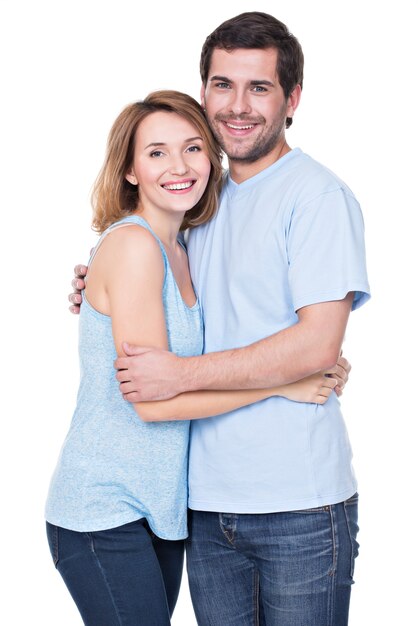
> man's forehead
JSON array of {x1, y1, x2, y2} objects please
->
[{"x1": 208, "y1": 47, "x2": 279, "y2": 81}]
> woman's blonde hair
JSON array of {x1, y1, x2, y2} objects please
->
[{"x1": 91, "y1": 90, "x2": 223, "y2": 233}]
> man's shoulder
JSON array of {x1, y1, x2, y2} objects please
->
[{"x1": 285, "y1": 149, "x2": 356, "y2": 199}]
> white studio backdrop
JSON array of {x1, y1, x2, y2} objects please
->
[{"x1": 0, "y1": 0, "x2": 416, "y2": 623}]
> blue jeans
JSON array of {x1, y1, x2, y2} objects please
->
[
  {"x1": 186, "y1": 493, "x2": 359, "y2": 626},
  {"x1": 46, "y1": 518, "x2": 184, "y2": 625}
]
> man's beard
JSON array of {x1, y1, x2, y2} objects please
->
[{"x1": 211, "y1": 112, "x2": 286, "y2": 163}]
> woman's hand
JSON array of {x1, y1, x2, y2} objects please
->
[
  {"x1": 325, "y1": 354, "x2": 351, "y2": 396},
  {"x1": 277, "y1": 371, "x2": 338, "y2": 405}
]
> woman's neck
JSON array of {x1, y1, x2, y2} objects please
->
[{"x1": 132, "y1": 207, "x2": 183, "y2": 250}]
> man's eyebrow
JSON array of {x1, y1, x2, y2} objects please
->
[
  {"x1": 249, "y1": 80, "x2": 275, "y2": 87},
  {"x1": 209, "y1": 75, "x2": 232, "y2": 83},
  {"x1": 209, "y1": 76, "x2": 275, "y2": 86}
]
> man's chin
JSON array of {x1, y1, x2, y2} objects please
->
[
  {"x1": 213, "y1": 131, "x2": 259, "y2": 162},
  {"x1": 227, "y1": 152, "x2": 261, "y2": 164},
  {"x1": 218, "y1": 140, "x2": 260, "y2": 163},
  {"x1": 222, "y1": 135, "x2": 285, "y2": 164},
  {"x1": 223, "y1": 142, "x2": 269, "y2": 163}
]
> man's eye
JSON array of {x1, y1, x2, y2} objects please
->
[
  {"x1": 252, "y1": 86, "x2": 268, "y2": 93},
  {"x1": 215, "y1": 82, "x2": 230, "y2": 89}
]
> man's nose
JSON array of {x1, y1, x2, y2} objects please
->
[{"x1": 228, "y1": 89, "x2": 252, "y2": 116}]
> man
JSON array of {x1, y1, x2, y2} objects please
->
[{"x1": 70, "y1": 12, "x2": 369, "y2": 626}]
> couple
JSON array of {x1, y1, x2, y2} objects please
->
[{"x1": 46, "y1": 11, "x2": 370, "y2": 626}]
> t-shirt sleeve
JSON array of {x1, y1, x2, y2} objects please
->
[{"x1": 287, "y1": 188, "x2": 371, "y2": 312}]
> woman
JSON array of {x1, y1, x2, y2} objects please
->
[{"x1": 45, "y1": 90, "x2": 337, "y2": 626}]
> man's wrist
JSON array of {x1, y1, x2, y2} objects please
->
[
  {"x1": 176, "y1": 354, "x2": 203, "y2": 394},
  {"x1": 176, "y1": 349, "x2": 243, "y2": 393}
]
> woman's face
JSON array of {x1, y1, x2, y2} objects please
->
[{"x1": 127, "y1": 111, "x2": 211, "y2": 218}]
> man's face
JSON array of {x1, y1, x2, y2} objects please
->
[{"x1": 201, "y1": 47, "x2": 297, "y2": 164}]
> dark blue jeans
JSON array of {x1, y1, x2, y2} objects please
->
[
  {"x1": 46, "y1": 518, "x2": 184, "y2": 625},
  {"x1": 186, "y1": 493, "x2": 359, "y2": 626}
]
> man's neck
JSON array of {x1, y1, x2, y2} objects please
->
[{"x1": 229, "y1": 142, "x2": 292, "y2": 184}]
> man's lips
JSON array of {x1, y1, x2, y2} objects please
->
[
  {"x1": 226, "y1": 121, "x2": 255, "y2": 129},
  {"x1": 220, "y1": 120, "x2": 260, "y2": 135}
]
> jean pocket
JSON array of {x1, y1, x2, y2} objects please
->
[
  {"x1": 343, "y1": 492, "x2": 359, "y2": 578},
  {"x1": 46, "y1": 522, "x2": 60, "y2": 567}
]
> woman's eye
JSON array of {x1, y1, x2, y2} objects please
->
[
  {"x1": 150, "y1": 150, "x2": 164, "y2": 157},
  {"x1": 186, "y1": 145, "x2": 201, "y2": 153}
]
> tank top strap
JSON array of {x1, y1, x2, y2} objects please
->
[{"x1": 88, "y1": 215, "x2": 169, "y2": 276}]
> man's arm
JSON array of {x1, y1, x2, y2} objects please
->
[{"x1": 115, "y1": 293, "x2": 354, "y2": 402}]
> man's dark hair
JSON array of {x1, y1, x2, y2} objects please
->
[{"x1": 200, "y1": 11, "x2": 304, "y2": 128}]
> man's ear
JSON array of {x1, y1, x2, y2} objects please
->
[{"x1": 286, "y1": 84, "x2": 302, "y2": 119}]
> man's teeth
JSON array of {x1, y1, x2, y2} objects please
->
[
  {"x1": 163, "y1": 181, "x2": 193, "y2": 190},
  {"x1": 226, "y1": 123, "x2": 255, "y2": 130}
]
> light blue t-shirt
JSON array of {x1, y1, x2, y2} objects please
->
[
  {"x1": 187, "y1": 148, "x2": 370, "y2": 513},
  {"x1": 45, "y1": 215, "x2": 203, "y2": 538}
]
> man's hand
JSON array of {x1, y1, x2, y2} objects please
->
[
  {"x1": 115, "y1": 343, "x2": 186, "y2": 402},
  {"x1": 68, "y1": 264, "x2": 88, "y2": 314},
  {"x1": 325, "y1": 354, "x2": 351, "y2": 396}
]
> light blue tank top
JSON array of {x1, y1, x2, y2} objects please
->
[{"x1": 45, "y1": 215, "x2": 203, "y2": 539}]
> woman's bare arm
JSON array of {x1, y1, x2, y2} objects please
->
[
  {"x1": 136, "y1": 371, "x2": 337, "y2": 422},
  {"x1": 90, "y1": 224, "x2": 337, "y2": 423}
]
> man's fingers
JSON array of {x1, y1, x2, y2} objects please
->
[
  {"x1": 114, "y1": 356, "x2": 131, "y2": 371},
  {"x1": 114, "y1": 347, "x2": 155, "y2": 371},
  {"x1": 74, "y1": 264, "x2": 88, "y2": 277},
  {"x1": 122, "y1": 343, "x2": 154, "y2": 357},
  {"x1": 118, "y1": 381, "x2": 138, "y2": 394},
  {"x1": 115, "y1": 367, "x2": 130, "y2": 381},
  {"x1": 68, "y1": 292, "x2": 82, "y2": 305},
  {"x1": 123, "y1": 391, "x2": 141, "y2": 403},
  {"x1": 115, "y1": 376, "x2": 141, "y2": 397},
  {"x1": 71, "y1": 277, "x2": 85, "y2": 291}
]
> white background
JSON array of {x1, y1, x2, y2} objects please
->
[{"x1": 0, "y1": 0, "x2": 416, "y2": 624}]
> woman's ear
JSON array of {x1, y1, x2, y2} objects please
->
[
  {"x1": 200, "y1": 83, "x2": 206, "y2": 111},
  {"x1": 125, "y1": 169, "x2": 138, "y2": 185}
]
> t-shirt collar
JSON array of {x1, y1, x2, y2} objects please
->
[{"x1": 225, "y1": 147, "x2": 301, "y2": 196}]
